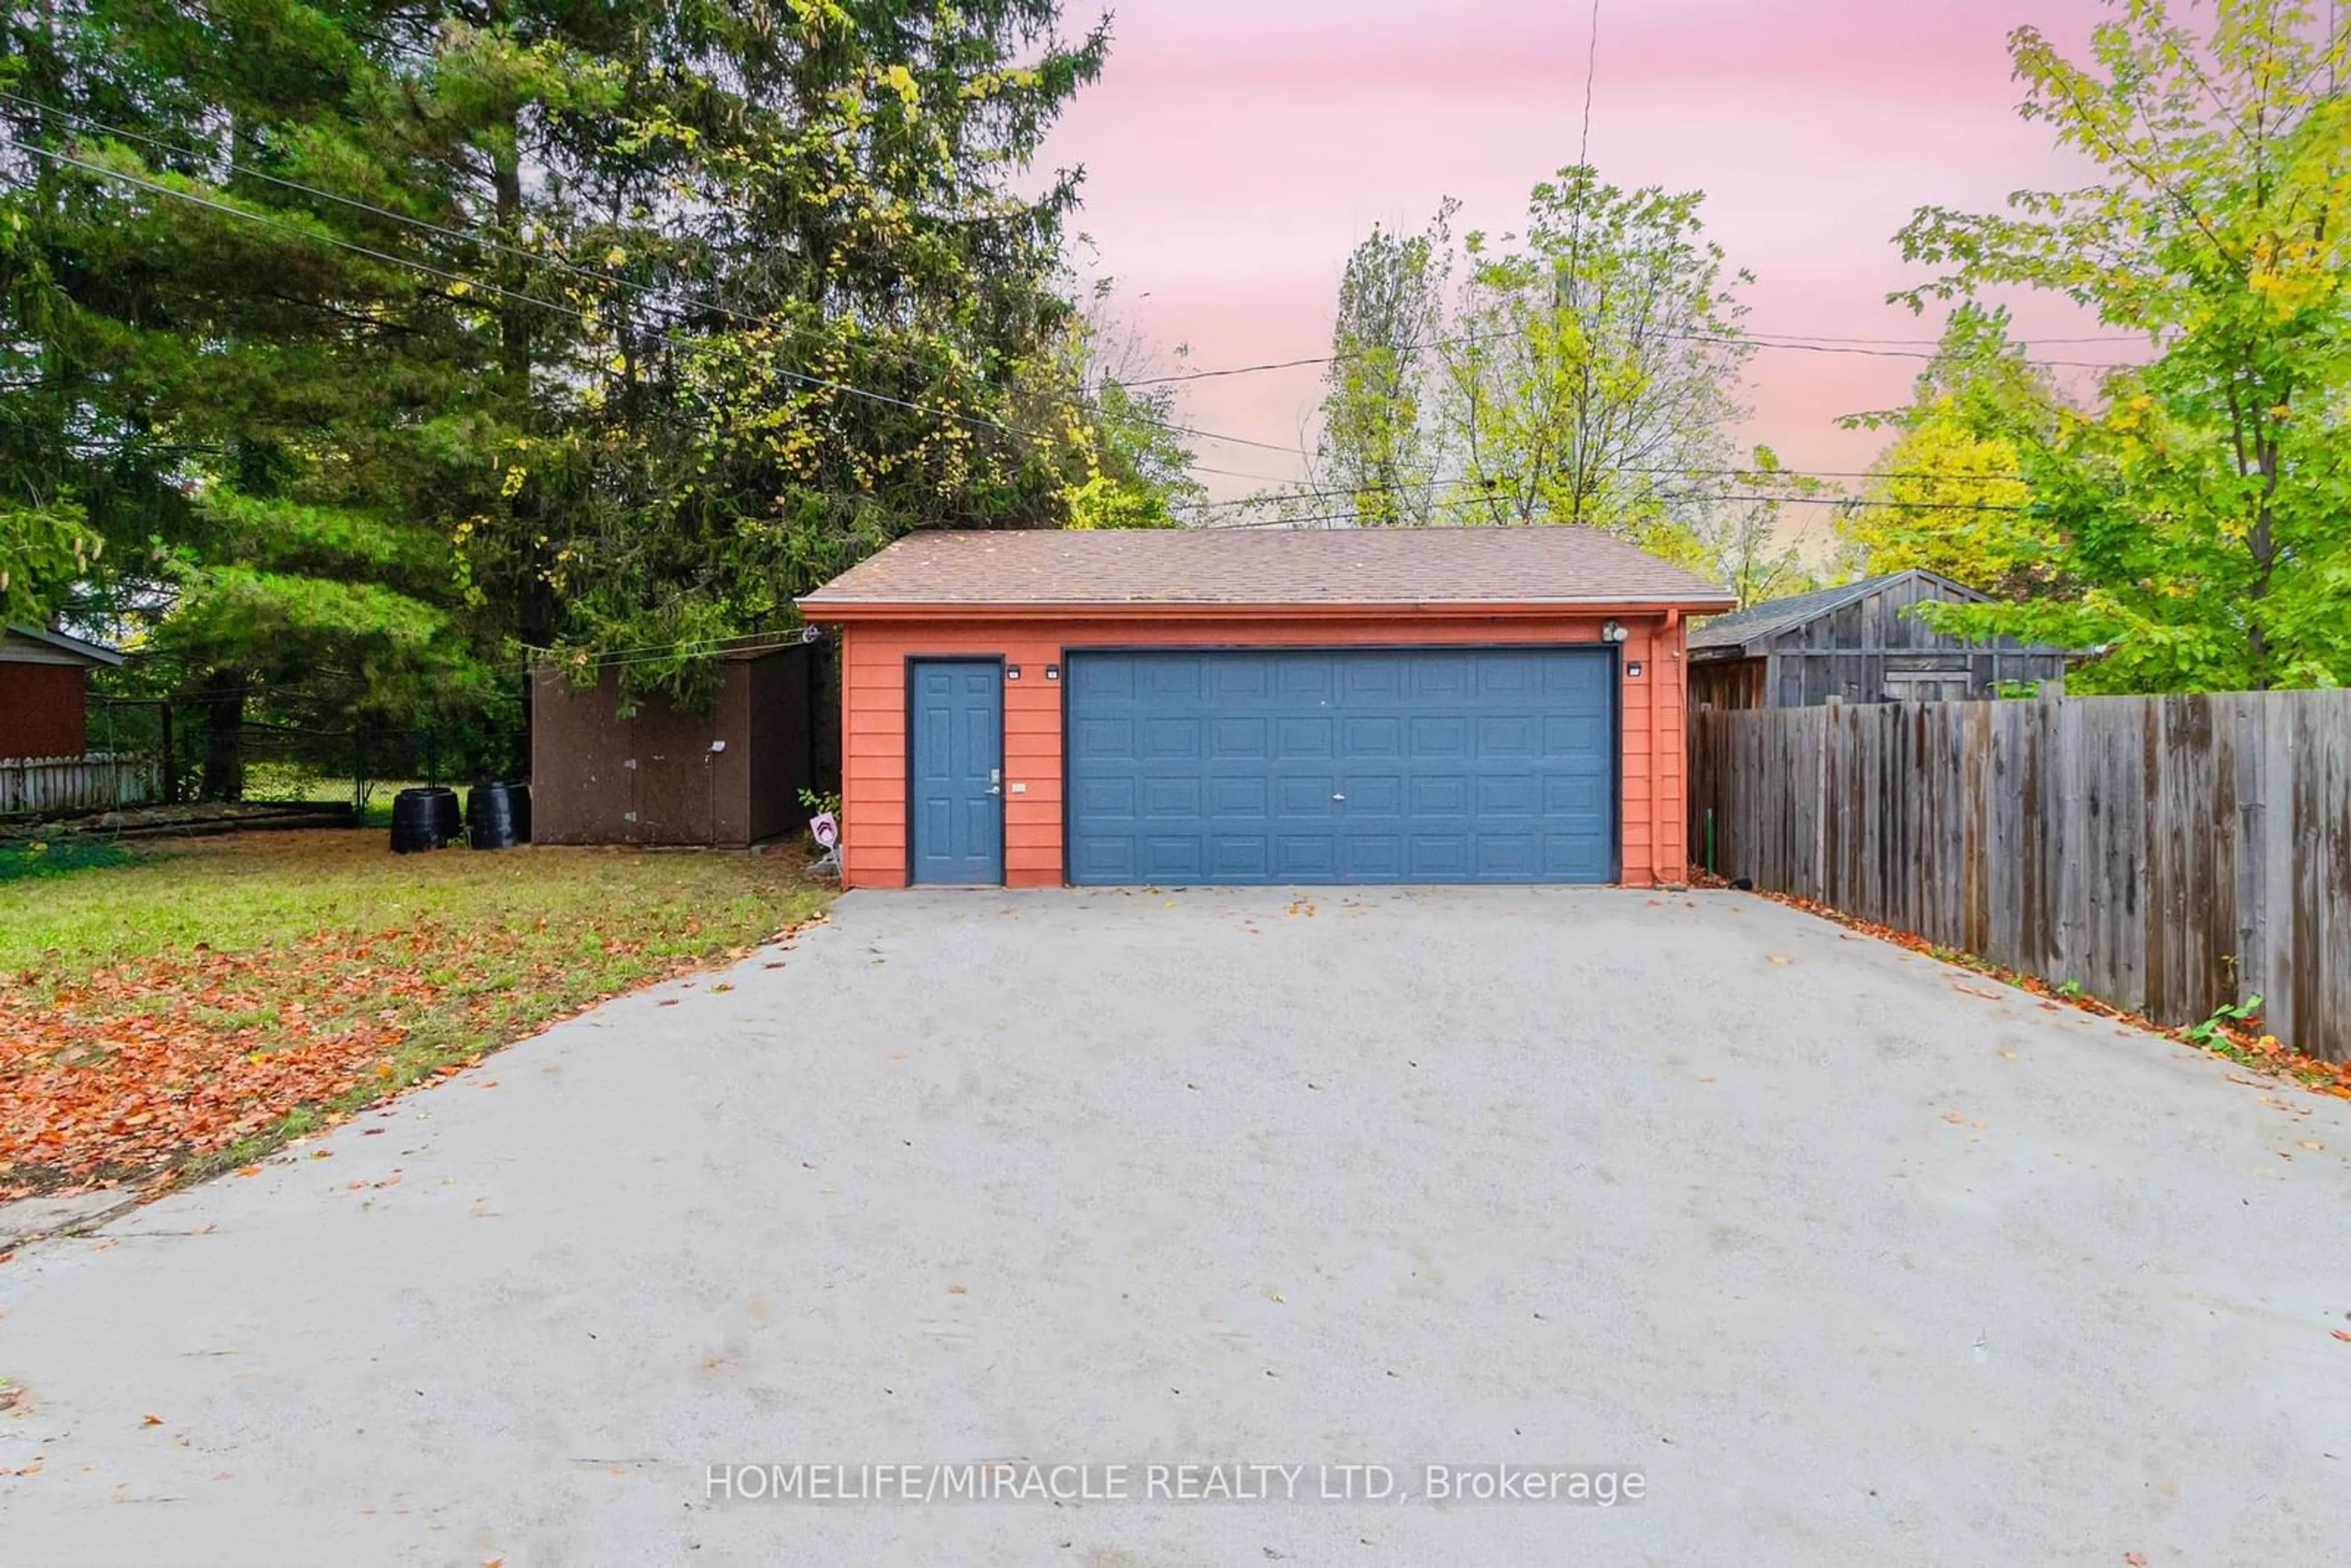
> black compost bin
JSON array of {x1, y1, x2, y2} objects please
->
[
  {"x1": 390, "y1": 786, "x2": 462, "y2": 853},
  {"x1": 465, "y1": 779, "x2": 532, "y2": 850}
]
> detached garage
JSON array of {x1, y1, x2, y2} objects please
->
[{"x1": 799, "y1": 528, "x2": 1734, "y2": 890}]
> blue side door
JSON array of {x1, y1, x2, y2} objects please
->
[
  {"x1": 1065, "y1": 647, "x2": 1616, "y2": 885},
  {"x1": 909, "y1": 659, "x2": 1004, "y2": 885}
]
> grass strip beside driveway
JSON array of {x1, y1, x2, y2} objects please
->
[{"x1": 1, "y1": 830, "x2": 831, "y2": 1201}]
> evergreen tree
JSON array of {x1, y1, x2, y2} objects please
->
[{"x1": 1, "y1": 0, "x2": 1127, "y2": 746}]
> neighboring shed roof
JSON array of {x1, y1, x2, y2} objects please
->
[
  {"x1": 1687, "y1": 570, "x2": 1995, "y2": 655},
  {"x1": 801, "y1": 527, "x2": 1735, "y2": 613},
  {"x1": 1, "y1": 623, "x2": 126, "y2": 667}
]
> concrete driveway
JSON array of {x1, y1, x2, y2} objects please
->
[{"x1": 4, "y1": 888, "x2": 2350, "y2": 1566}]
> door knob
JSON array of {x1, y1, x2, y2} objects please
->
[{"x1": 1332, "y1": 793, "x2": 1346, "y2": 801}]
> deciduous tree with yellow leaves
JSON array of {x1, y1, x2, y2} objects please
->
[
  {"x1": 1838, "y1": 306, "x2": 2069, "y2": 600},
  {"x1": 1894, "y1": 0, "x2": 2351, "y2": 691}
]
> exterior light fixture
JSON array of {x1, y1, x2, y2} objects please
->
[
  {"x1": 1045, "y1": 664, "x2": 1060, "y2": 681},
  {"x1": 1601, "y1": 620, "x2": 1630, "y2": 643},
  {"x1": 1006, "y1": 666, "x2": 1022, "y2": 681}
]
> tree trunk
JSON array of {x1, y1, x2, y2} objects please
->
[
  {"x1": 492, "y1": 124, "x2": 530, "y2": 393},
  {"x1": 2246, "y1": 437, "x2": 2281, "y2": 691},
  {"x1": 199, "y1": 678, "x2": 247, "y2": 801}
]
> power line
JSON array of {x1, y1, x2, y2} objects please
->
[
  {"x1": 1114, "y1": 332, "x2": 1513, "y2": 389},
  {"x1": 0, "y1": 99, "x2": 1309, "y2": 462},
  {"x1": 6, "y1": 141, "x2": 2072, "y2": 539},
  {"x1": 519, "y1": 629, "x2": 811, "y2": 662},
  {"x1": 1178, "y1": 456, "x2": 2034, "y2": 520},
  {"x1": 1112, "y1": 323, "x2": 2147, "y2": 392},
  {"x1": 10, "y1": 139, "x2": 1079, "y2": 444},
  {"x1": 1204, "y1": 489, "x2": 2033, "y2": 530},
  {"x1": 1679, "y1": 331, "x2": 2140, "y2": 370},
  {"x1": 1743, "y1": 329, "x2": 2141, "y2": 348},
  {"x1": 2, "y1": 98, "x2": 2151, "y2": 373},
  {"x1": 1186, "y1": 459, "x2": 1311, "y2": 484},
  {"x1": 2, "y1": 91, "x2": 2153, "y2": 494},
  {"x1": 0, "y1": 90, "x2": 720, "y2": 320},
  {"x1": 6, "y1": 139, "x2": 1324, "y2": 489}
]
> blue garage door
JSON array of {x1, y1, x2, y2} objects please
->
[{"x1": 1067, "y1": 647, "x2": 1616, "y2": 885}]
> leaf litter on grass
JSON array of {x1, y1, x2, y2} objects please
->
[{"x1": 1, "y1": 832, "x2": 832, "y2": 1201}]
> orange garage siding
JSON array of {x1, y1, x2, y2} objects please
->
[{"x1": 836, "y1": 612, "x2": 1693, "y2": 890}]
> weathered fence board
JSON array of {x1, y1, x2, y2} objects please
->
[
  {"x1": 0, "y1": 752, "x2": 160, "y2": 817},
  {"x1": 1691, "y1": 693, "x2": 2351, "y2": 1063}
]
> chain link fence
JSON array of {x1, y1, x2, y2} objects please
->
[{"x1": 86, "y1": 700, "x2": 526, "y2": 814}]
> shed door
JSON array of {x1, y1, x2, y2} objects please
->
[{"x1": 1065, "y1": 647, "x2": 1616, "y2": 886}]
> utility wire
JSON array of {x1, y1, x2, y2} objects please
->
[
  {"x1": 2, "y1": 92, "x2": 2149, "y2": 522},
  {"x1": 2, "y1": 75, "x2": 2154, "y2": 525},
  {"x1": 0, "y1": 102, "x2": 1306, "y2": 459},
  {"x1": 1178, "y1": 456, "x2": 2034, "y2": 516},
  {"x1": 1120, "y1": 326, "x2": 2149, "y2": 389},
  {"x1": 1693, "y1": 332, "x2": 2143, "y2": 369},
  {"x1": 1204, "y1": 489, "x2": 2033, "y2": 530},
  {"x1": 8, "y1": 141, "x2": 1066, "y2": 440},
  {"x1": 2, "y1": 97, "x2": 2150, "y2": 397},
  {"x1": 1176, "y1": 454, "x2": 2040, "y2": 523},
  {"x1": 1122, "y1": 323, "x2": 2148, "y2": 395},
  {"x1": 5, "y1": 142, "x2": 2060, "y2": 574},
  {"x1": 4, "y1": 140, "x2": 1325, "y2": 487}
]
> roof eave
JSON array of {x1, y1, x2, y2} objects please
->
[
  {"x1": 800, "y1": 594, "x2": 1738, "y2": 623},
  {"x1": 2, "y1": 622, "x2": 126, "y2": 666}
]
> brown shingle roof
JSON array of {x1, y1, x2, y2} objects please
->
[{"x1": 800, "y1": 527, "x2": 1734, "y2": 612}]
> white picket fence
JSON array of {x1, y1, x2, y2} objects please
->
[{"x1": 0, "y1": 752, "x2": 160, "y2": 817}]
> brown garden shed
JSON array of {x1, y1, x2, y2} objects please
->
[
  {"x1": 799, "y1": 528, "x2": 1736, "y2": 890},
  {"x1": 529, "y1": 640, "x2": 830, "y2": 848},
  {"x1": 1687, "y1": 569, "x2": 2083, "y2": 710}
]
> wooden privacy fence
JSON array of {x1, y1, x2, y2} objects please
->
[
  {"x1": 1690, "y1": 693, "x2": 2351, "y2": 1063},
  {"x1": 0, "y1": 752, "x2": 160, "y2": 817}
]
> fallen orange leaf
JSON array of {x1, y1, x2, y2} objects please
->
[{"x1": 141, "y1": 1413, "x2": 163, "y2": 1426}]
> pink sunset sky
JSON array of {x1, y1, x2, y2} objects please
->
[{"x1": 1040, "y1": 0, "x2": 2142, "y2": 522}]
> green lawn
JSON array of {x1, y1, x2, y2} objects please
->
[{"x1": 1, "y1": 830, "x2": 834, "y2": 1199}]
